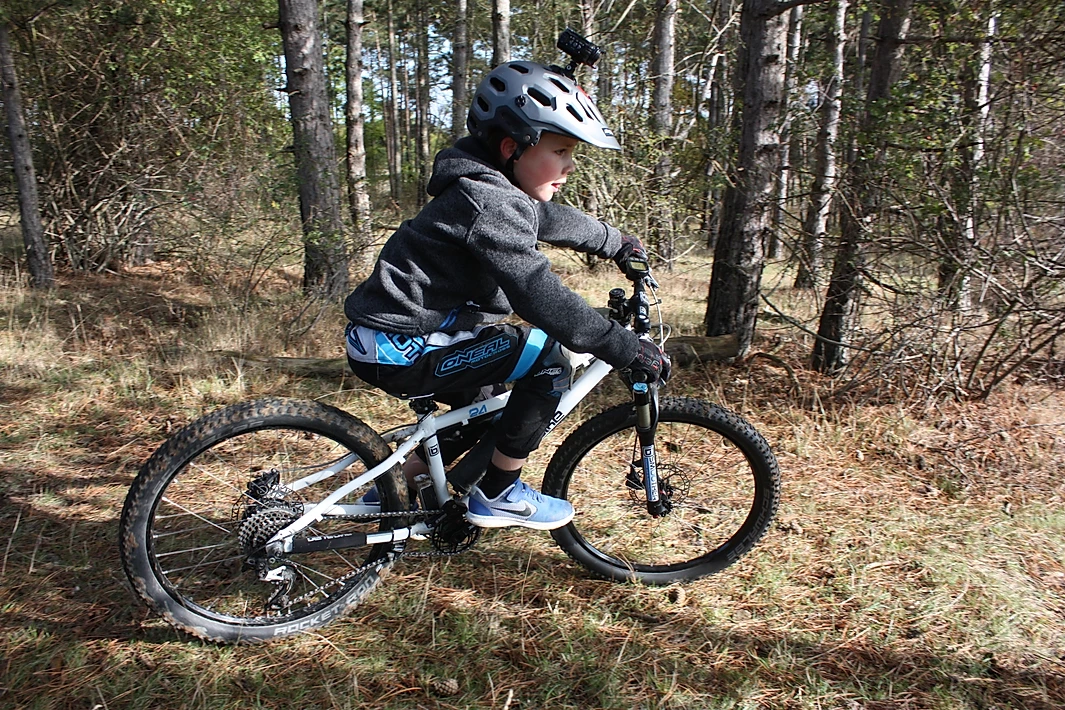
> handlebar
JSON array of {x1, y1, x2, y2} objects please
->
[
  {"x1": 605, "y1": 256, "x2": 671, "y2": 388},
  {"x1": 606, "y1": 256, "x2": 660, "y2": 339}
]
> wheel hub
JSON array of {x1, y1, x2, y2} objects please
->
[{"x1": 625, "y1": 462, "x2": 690, "y2": 514}]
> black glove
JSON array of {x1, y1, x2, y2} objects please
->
[
  {"x1": 613, "y1": 234, "x2": 647, "y2": 274},
  {"x1": 628, "y1": 338, "x2": 671, "y2": 384}
]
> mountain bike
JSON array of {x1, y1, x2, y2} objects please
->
[{"x1": 118, "y1": 261, "x2": 781, "y2": 643}]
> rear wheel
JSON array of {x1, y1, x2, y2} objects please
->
[
  {"x1": 119, "y1": 398, "x2": 403, "y2": 643},
  {"x1": 543, "y1": 397, "x2": 779, "y2": 585}
]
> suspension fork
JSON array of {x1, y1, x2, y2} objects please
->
[{"x1": 632, "y1": 381, "x2": 668, "y2": 517}]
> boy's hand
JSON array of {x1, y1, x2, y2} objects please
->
[
  {"x1": 613, "y1": 234, "x2": 647, "y2": 273},
  {"x1": 628, "y1": 338, "x2": 671, "y2": 384}
]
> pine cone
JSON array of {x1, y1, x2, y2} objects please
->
[{"x1": 429, "y1": 677, "x2": 460, "y2": 697}]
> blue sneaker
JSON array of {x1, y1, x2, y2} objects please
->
[
  {"x1": 465, "y1": 480, "x2": 574, "y2": 531},
  {"x1": 358, "y1": 486, "x2": 381, "y2": 505}
]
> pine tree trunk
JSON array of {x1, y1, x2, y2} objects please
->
[
  {"x1": 278, "y1": 0, "x2": 349, "y2": 299},
  {"x1": 492, "y1": 0, "x2": 510, "y2": 67},
  {"x1": 385, "y1": 1, "x2": 402, "y2": 204},
  {"x1": 700, "y1": 0, "x2": 734, "y2": 251},
  {"x1": 812, "y1": 0, "x2": 914, "y2": 373},
  {"x1": 345, "y1": 0, "x2": 373, "y2": 268},
  {"x1": 451, "y1": 0, "x2": 469, "y2": 141},
  {"x1": 795, "y1": 0, "x2": 847, "y2": 289},
  {"x1": 580, "y1": 2, "x2": 601, "y2": 270},
  {"x1": 415, "y1": 7, "x2": 431, "y2": 206},
  {"x1": 704, "y1": 0, "x2": 788, "y2": 357},
  {"x1": 651, "y1": 0, "x2": 677, "y2": 269},
  {"x1": 0, "y1": 22, "x2": 54, "y2": 288},
  {"x1": 400, "y1": 38, "x2": 412, "y2": 180}
]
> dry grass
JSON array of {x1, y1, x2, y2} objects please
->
[{"x1": 1, "y1": 255, "x2": 1064, "y2": 709}]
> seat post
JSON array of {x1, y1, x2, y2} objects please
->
[{"x1": 409, "y1": 396, "x2": 438, "y2": 417}]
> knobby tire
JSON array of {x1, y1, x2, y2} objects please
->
[
  {"x1": 543, "y1": 396, "x2": 780, "y2": 585},
  {"x1": 118, "y1": 398, "x2": 402, "y2": 643}
]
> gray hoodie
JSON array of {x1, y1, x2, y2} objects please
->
[{"x1": 344, "y1": 137, "x2": 639, "y2": 369}]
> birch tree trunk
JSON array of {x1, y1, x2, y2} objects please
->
[
  {"x1": 345, "y1": 0, "x2": 373, "y2": 267},
  {"x1": 812, "y1": 0, "x2": 914, "y2": 373},
  {"x1": 795, "y1": 0, "x2": 847, "y2": 289},
  {"x1": 492, "y1": 0, "x2": 510, "y2": 67},
  {"x1": 451, "y1": 0, "x2": 469, "y2": 141},
  {"x1": 279, "y1": 0, "x2": 349, "y2": 299},
  {"x1": 769, "y1": 4, "x2": 803, "y2": 260},
  {"x1": 0, "y1": 21, "x2": 54, "y2": 288},
  {"x1": 704, "y1": 0, "x2": 788, "y2": 356},
  {"x1": 938, "y1": 12, "x2": 995, "y2": 311}
]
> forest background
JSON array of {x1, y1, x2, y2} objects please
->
[{"x1": 1, "y1": 0, "x2": 1064, "y2": 708}]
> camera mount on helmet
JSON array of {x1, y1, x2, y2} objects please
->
[{"x1": 553, "y1": 28, "x2": 603, "y2": 79}]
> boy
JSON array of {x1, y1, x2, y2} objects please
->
[{"x1": 344, "y1": 60, "x2": 669, "y2": 531}]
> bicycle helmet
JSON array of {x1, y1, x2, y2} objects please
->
[{"x1": 467, "y1": 61, "x2": 621, "y2": 154}]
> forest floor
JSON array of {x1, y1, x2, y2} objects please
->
[{"x1": 1, "y1": 255, "x2": 1063, "y2": 709}]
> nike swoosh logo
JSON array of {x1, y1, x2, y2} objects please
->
[{"x1": 490, "y1": 501, "x2": 536, "y2": 517}]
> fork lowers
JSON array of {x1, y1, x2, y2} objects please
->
[{"x1": 631, "y1": 382, "x2": 667, "y2": 517}]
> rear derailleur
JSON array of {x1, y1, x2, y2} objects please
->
[{"x1": 237, "y1": 469, "x2": 301, "y2": 611}]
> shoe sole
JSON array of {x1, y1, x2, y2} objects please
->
[{"x1": 465, "y1": 510, "x2": 575, "y2": 531}]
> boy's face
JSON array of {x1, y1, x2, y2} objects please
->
[{"x1": 506, "y1": 132, "x2": 579, "y2": 202}]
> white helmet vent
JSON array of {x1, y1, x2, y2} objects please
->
[{"x1": 466, "y1": 61, "x2": 621, "y2": 151}]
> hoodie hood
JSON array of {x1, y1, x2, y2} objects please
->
[{"x1": 427, "y1": 137, "x2": 514, "y2": 197}]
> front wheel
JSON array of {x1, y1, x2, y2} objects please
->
[
  {"x1": 543, "y1": 397, "x2": 780, "y2": 585},
  {"x1": 118, "y1": 398, "x2": 404, "y2": 643}
]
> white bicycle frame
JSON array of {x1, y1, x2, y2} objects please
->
[{"x1": 268, "y1": 353, "x2": 613, "y2": 553}]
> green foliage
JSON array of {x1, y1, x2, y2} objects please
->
[
  {"x1": 0, "y1": 0, "x2": 1063, "y2": 395},
  {"x1": 3, "y1": 0, "x2": 290, "y2": 270}
]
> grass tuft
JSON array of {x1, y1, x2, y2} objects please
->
[{"x1": 1, "y1": 257, "x2": 1063, "y2": 708}]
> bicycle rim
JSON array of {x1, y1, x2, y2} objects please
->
[
  {"x1": 142, "y1": 421, "x2": 396, "y2": 628},
  {"x1": 546, "y1": 398, "x2": 779, "y2": 583}
]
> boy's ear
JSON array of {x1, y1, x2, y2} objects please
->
[{"x1": 499, "y1": 137, "x2": 519, "y2": 161}]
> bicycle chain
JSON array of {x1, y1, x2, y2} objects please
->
[{"x1": 279, "y1": 509, "x2": 466, "y2": 608}]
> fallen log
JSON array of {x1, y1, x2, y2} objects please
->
[
  {"x1": 663, "y1": 334, "x2": 741, "y2": 366},
  {"x1": 213, "y1": 334, "x2": 741, "y2": 379}
]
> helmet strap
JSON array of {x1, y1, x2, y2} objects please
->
[{"x1": 501, "y1": 140, "x2": 527, "y2": 187}]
